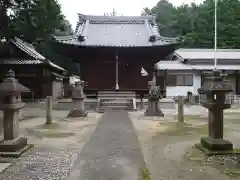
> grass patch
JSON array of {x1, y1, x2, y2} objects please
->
[
  {"x1": 174, "y1": 115, "x2": 207, "y2": 122},
  {"x1": 39, "y1": 131, "x2": 74, "y2": 138},
  {"x1": 26, "y1": 128, "x2": 75, "y2": 138},
  {"x1": 185, "y1": 147, "x2": 240, "y2": 178},
  {"x1": 140, "y1": 165, "x2": 151, "y2": 180},
  {"x1": 36, "y1": 123, "x2": 62, "y2": 129},
  {"x1": 185, "y1": 147, "x2": 206, "y2": 163},
  {"x1": 160, "y1": 123, "x2": 208, "y2": 136},
  {"x1": 234, "y1": 148, "x2": 240, "y2": 153}
]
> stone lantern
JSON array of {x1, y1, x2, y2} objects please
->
[
  {"x1": 0, "y1": 70, "x2": 33, "y2": 157},
  {"x1": 195, "y1": 70, "x2": 234, "y2": 155},
  {"x1": 68, "y1": 80, "x2": 88, "y2": 117},
  {"x1": 144, "y1": 78, "x2": 164, "y2": 117}
]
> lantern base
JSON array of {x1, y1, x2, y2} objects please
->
[
  {"x1": 145, "y1": 100, "x2": 164, "y2": 117},
  {"x1": 195, "y1": 137, "x2": 234, "y2": 156},
  {"x1": 67, "y1": 109, "x2": 88, "y2": 117},
  {"x1": 0, "y1": 137, "x2": 34, "y2": 157}
]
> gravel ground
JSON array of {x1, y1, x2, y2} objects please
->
[
  {"x1": 129, "y1": 106, "x2": 240, "y2": 180},
  {"x1": 1, "y1": 104, "x2": 240, "y2": 179},
  {"x1": 0, "y1": 106, "x2": 102, "y2": 180}
]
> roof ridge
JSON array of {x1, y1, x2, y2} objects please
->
[
  {"x1": 77, "y1": 13, "x2": 155, "y2": 23},
  {"x1": 12, "y1": 37, "x2": 45, "y2": 60},
  {"x1": 177, "y1": 48, "x2": 240, "y2": 52}
]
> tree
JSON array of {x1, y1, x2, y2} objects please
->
[
  {"x1": 0, "y1": 0, "x2": 76, "y2": 74},
  {"x1": 141, "y1": 7, "x2": 152, "y2": 16},
  {"x1": 12, "y1": 0, "x2": 64, "y2": 43},
  {"x1": 104, "y1": 9, "x2": 117, "y2": 16},
  {"x1": 148, "y1": 0, "x2": 240, "y2": 48}
]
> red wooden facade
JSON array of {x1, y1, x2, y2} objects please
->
[{"x1": 53, "y1": 44, "x2": 177, "y2": 93}]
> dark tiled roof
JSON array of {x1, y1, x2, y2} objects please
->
[
  {"x1": 6, "y1": 37, "x2": 66, "y2": 71},
  {"x1": 189, "y1": 65, "x2": 240, "y2": 70},
  {"x1": 12, "y1": 38, "x2": 45, "y2": 60},
  {"x1": 0, "y1": 59, "x2": 42, "y2": 65},
  {"x1": 155, "y1": 61, "x2": 192, "y2": 70},
  {"x1": 52, "y1": 72, "x2": 66, "y2": 79},
  {"x1": 56, "y1": 14, "x2": 178, "y2": 47},
  {"x1": 174, "y1": 48, "x2": 240, "y2": 60},
  {"x1": 155, "y1": 60, "x2": 240, "y2": 70}
]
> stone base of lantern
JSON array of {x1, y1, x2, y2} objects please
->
[
  {"x1": 195, "y1": 137, "x2": 235, "y2": 156},
  {"x1": 0, "y1": 137, "x2": 34, "y2": 157},
  {"x1": 68, "y1": 109, "x2": 88, "y2": 117},
  {"x1": 144, "y1": 100, "x2": 164, "y2": 117},
  {"x1": 67, "y1": 97, "x2": 88, "y2": 117}
]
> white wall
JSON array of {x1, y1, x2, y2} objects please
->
[{"x1": 166, "y1": 71, "x2": 201, "y2": 97}]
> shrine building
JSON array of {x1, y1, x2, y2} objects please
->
[{"x1": 53, "y1": 14, "x2": 179, "y2": 96}]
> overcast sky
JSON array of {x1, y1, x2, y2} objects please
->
[{"x1": 58, "y1": 0, "x2": 203, "y2": 28}]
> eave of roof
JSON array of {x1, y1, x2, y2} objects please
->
[
  {"x1": 53, "y1": 35, "x2": 179, "y2": 48},
  {"x1": 155, "y1": 61, "x2": 192, "y2": 70},
  {"x1": 155, "y1": 60, "x2": 240, "y2": 71},
  {"x1": 9, "y1": 37, "x2": 66, "y2": 71},
  {"x1": 190, "y1": 65, "x2": 240, "y2": 71},
  {"x1": 174, "y1": 48, "x2": 240, "y2": 60},
  {"x1": 0, "y1": 59, "x2": 42, "y2": 65}
]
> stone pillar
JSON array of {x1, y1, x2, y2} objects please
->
[
  {"x1": 115, "y1": 55, "x2": 119, "y2": 90},
  {"x1": 0, "y1": 70, "x2": 33, "y2": 157},
  {"x1": 68, "y1": 81, "x2": 88, "y2": 117},
  {"x1": 177, "y1": 96, "x2": 184, "y2": 123},
  {"x1": 46, "y1": 96, "x2": 52, "y2": 124},
  {"x1": 195, "y1": 70, "x2": 234, "y2": 155}
]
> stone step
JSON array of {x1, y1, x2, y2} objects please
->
[
  {"x1": 98, "y1": 106, "x2": 133, "y2": 112},
  {"x1": 98, "y1": 91, "x2": 136, "y2": 99},
  {"x1": 98, "y1": 91, "x2": 135, "y2": 94},
  {"x1": 98, "y1": 94, "x2": 135, "y2": 97}
]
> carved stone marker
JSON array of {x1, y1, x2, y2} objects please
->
[
  {"x1": 144, "y1": 79, "x2": 164, "y2": 117},
  {"x1": 68, "y1": 80, "x2": 88, "y2": 117},
  {"x1": 0, "y1": 70, "x2": 33, "y2": 157},
  {"x1": 195, "y1": 70, "x2": 234, "y2": 155}
]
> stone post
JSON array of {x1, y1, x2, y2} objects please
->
[
  {"x1": 46, "y1": 96, "x2": 52, "y2": 124},
  {"x1": 0, "y1": 70, "x2": 33, "y2": 157},
  {"x1": 177, "y1": 96, "x2": 184, "y2": 123},
  {"x1": 68, "y1": 80, "x2": 88, "y2": 117},
  {"x1": 195, "y1": 70, "x2": 234, "y2": 155}
]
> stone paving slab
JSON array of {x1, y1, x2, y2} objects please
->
[
  {"x1": 67, "y1": 111, "x2": 145, "y2": 180},
  {"x1": 0, "y1": 163, "x2": 11, "y2": 173}
]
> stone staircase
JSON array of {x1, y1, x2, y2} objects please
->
[{"x1": 97, "y1": 91, "x2": 136, "y2": 112}]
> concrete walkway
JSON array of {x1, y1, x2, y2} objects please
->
[{"x1": 68, "y1": 111, "x2": 145, "y2": 180}]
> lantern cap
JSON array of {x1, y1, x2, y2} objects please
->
[
  {"x1": 198, "y1": 69, "x2": 233, "y2": 94},
  {"x1": 0, "y1": 70, "x2": 30, "y2": 93}
]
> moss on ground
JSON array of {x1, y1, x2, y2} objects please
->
[
  {"x1": 140, "y1": 165, "x2": 151, "y2": 180},
  {"x1": 174, "y1": 115, "x2": 208, "y2": 122},
  {"x1": 36, "y1": 123, "x2": 62, "y2": 129},
  {"x1": 185, "y1": 147, "x2": 206, "y2": 163},
  {"x1": 159, "y1": 123, "x2": 208, "y2": 137},
  {"x1": 26, "y1": 128, "x2": 75, "y2": 138},
  {"x1": 185, "y1": 147, "x2": 240, "y2": 179},
  {"x1": 234, "y1": 148, "x2": 240, "y2": 153}
]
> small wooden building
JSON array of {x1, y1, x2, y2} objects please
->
[
  {"x1": 0, "y1": 37, "x2": 66, "y2": 100},
  {"x1": 53, "y1": 14, "x2": 179, "y2": 95}
]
